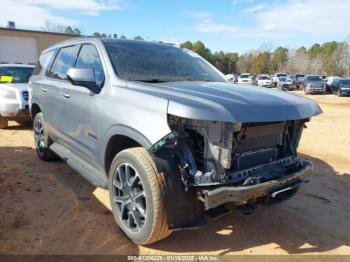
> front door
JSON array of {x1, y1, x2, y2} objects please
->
[
  {"x1": 60, "y1": 44, "x2": 106, "y2": 168},
  {"x1": 41, "y1": 45, "x2": 79, "y2": 143}
]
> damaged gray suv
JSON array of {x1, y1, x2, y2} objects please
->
[{"x1": 29, "y1": 38, "x2": 321, "y2": 245}]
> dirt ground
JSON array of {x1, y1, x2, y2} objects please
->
[{"x1": 0, "y1": 90, "x2": 349, "y2": 255}]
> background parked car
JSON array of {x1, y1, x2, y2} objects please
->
[
  {"x1": 226, "y1": 74, "x2": 234, "y2": 82},
  {"x1": 276, "y1": 75, "x2": 294, "y2": 91},
  {"x1": 301, "y1": 75, "x2": 326, "y2": 94},
  {"x1": 320, "y1": 75, "x2": 327, "y2": 82},
  {"x1": 272, "y1": 73, "x2": 287, "y2": 86},
  {"x1": 329, "y1": 78, "x2": 350, "y2": 96},
  {"x1": 325, "y1": 76, "x2": 341, "y2": 93},
  {"x1": 251, "y1": 75, "x2": 258, "y2": 85},
  {"x1": 0, "y1": 63, "x2": 34, "y2": 128},
  {"x1": 225, "y1": 74, "x2": 238, "y2": 83},
  {"x1": 237, "y1": 73, "x2": 252, "y2": 85},
  {"x1": 257, "y1": 74, "x2": 272, "y2": 87},
  {"x1": 292, "y1": 74, "x2": 305, "y2": 89}
]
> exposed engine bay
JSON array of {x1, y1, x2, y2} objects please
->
[{"x1": 151, "y1": 115, "x2": 307, "y2": 190}]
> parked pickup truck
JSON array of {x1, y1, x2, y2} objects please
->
[
  {"x1": 29, "y1": 38, "x2": 321, "y2": 245},
  {"x1": 0, "y1": 64, "x2": 34, "y2": 128},
  {"x1": 272, "y1": 73, "x2": 287, "y2": 86}
]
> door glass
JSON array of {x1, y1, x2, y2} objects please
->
[
  {"x1": 50, "y1": 45, "x2": 78, "y2": 80},
  {"x1": 75, "y1": 45, "x2": 105, "y2": 86}
]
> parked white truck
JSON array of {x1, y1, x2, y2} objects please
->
[
  {"x1": 0, "y1": 64, "x2": 34, "y2": 128},
  {"x1": 272, "y1": 73, "x2": 288, "y2": 86}
]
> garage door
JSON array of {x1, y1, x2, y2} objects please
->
[{"x1": 0, "y1": 35, "x2": 38, "y2": 64}]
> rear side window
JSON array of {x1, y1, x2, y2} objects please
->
[
  {"x1": 49, "y1": 45, "x2": 78, "y2": 80},
  {"x1": 75, "y1": 44, "x2": 105, "y2": 86},
  {"x1": 33, "y1": 51, "x2": 54, "y2": 75}
]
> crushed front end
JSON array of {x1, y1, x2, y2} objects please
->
[{"x1": 151, "y1": 115, "x2": 313, "y2": 212}]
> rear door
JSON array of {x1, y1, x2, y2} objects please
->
[
  {"x1": 40, "y1": 45, "x2": 79, "y2": 142},
  {"x1": 60, "y1": 44, "x2": 105, "y2": 167}
]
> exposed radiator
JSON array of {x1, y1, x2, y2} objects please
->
[
  {"x1": 232, "y1": 122, "x2": 284, "y2": 170},
  {"x1": 234, "y1": 147, "x2": 278, "y2": 170}
]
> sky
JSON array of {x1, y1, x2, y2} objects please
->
[{"x1": 1, "y1": 0, "x2": 350, "y2": 53}]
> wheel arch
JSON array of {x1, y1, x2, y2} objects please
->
[
  {"x1": 30, "y1": 103, "x2": 41, "y2": 120},
  {"x1": 104, "y1": 127, "x2": 152, "y2": 175}
]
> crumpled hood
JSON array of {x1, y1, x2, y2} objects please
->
[{"x1": 127, "y1": 81, "x2": 322, "y2": 123}]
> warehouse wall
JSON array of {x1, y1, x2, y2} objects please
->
[{"x1": 0, "y1": 28, "x2": 78, "y2": 63}]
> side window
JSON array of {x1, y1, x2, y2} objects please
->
[
  {"x1": 33, "y1": 50, "x2": 54, "y2": 75},
  {"x1": 75, "y1": 44, "x2": 105, "y2": 86},
  {"x1": 49, "y1": 45, "x2": 78, "y2": 80}
]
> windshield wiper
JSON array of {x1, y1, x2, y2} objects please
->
[
  {"x1": 183, "y1": 77, "x2": 214, "y2": 82},
  {"x1": 134, "y1": 79, "x2": 166, "y2": 83}
]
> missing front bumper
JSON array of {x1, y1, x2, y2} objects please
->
[{"x1": 202, "y1": 159, "x2": 313, "y2": 209}]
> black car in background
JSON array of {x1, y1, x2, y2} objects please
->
[
  {"x1": 292, "y1": 74, "x2": 305, "y2": 89},
  {"x1": 329, "y1": 78, "x2": 350, "y2": 96}
]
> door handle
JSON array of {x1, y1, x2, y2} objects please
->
[
  {"x1": 63, "y1": 93, "x2": 70, "y2": 99},
  {"x1": 41, "y1": 87, "x2": 47, "y2": 92}
]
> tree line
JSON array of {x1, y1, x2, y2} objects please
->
[
  {"x1": 180, "y1": 40, "x2": 350, "y2": 77},
  {"x1": 42, "y1": 21, "x2": 350, "y2": 77}
]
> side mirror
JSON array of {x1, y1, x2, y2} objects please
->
[{"x1": 67, "y1": 68, "x2": 101, "y2": 94}]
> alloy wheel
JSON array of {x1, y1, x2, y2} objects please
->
[
  {"x1": 113, "y1": 163, "x2": 147, "y2": 232},
  {"x1": 34, "y1": 119, "x2": 45, "y2": 154}
]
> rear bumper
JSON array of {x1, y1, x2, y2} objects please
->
[{"x1": 202, "y1": 159, "x2": 313, "y2": 209}]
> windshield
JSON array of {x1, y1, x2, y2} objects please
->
[
  {"x1": 276, "y1": 73, "x2": 287, "y2": 77},
  {"x1": 259, "y1": 76, "x2": 269, "y2": 80},
  {"x1": 103, "y1": 41, "x2": 226, "y2": 83},
  {"x1": 240, "y1": 74, "x2": 250, "y2": 78},
  {"x1": 306, "y1": 76, "x2": 322, "y2": 81},
  {"x1": 0, "y1": 66, "x2": 34, "y2": 83},
  {"x1": 339, "y1": 79, "x2": 350, "y2": 85}
]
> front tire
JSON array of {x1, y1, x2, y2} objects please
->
[
  {"x1": 108, "y1": 147, "x2": 172, "y2": 245},
  {"x1": 33, "y1": 112, "x2": 56, "y2": 161}
]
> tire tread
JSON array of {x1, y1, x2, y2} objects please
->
[{"x1": 113, "y1": 147, "x2": 172, "y2": 245}]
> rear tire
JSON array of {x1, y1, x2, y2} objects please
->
[
  {"x1": 33, "y1": 112, "x2": 56, "y2": 161},
  {"x1": 108, "y1": 147, "x2": 172, "y2": 245},
  {"x1": 0, "y1": 117, "x2": 8, "y2": 129}
]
